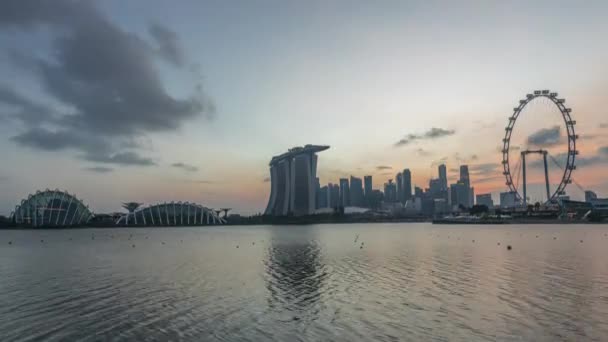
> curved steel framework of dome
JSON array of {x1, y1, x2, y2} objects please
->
[
  {"x1": 116, "y1": 202, "x2": 226, "y2": 226},
  {"x1": 11, "y1": 189, "x2": 93, "y2": 227},
  {"x1": 502, "y1": 89, "x2": 577, "y2": 204}
]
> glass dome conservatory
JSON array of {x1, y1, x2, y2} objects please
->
[
  {"x1": 12, "y1": 189, "x2": 93, "y2": 227},
  {"x1": 116, "y1": 202, "x2": 226, "y2": 226}
]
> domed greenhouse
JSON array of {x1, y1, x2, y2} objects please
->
[
  {"x1": 116, "y1": 202, "x2": 226, "y2": 226},
  {"x1": 11, "y1": 189, "x2": 93, "y2": 228}
]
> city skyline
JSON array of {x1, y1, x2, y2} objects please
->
[{"x1": 2, "y1": 1, "x2": 608, "y2": 215}]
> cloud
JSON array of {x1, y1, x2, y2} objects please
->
[
  {"x1": 84, "y1": 151, "x2": 156, "y2": 166},
  {"x1": 184, "y1": 179, "x2": 216, "y2": 184},
  {"x1": 431, "y1": 156, "x2": 449, "y2": 168},
  {"x1": 84, "y1": 166, "x2": 113, "y2": 173},
  {"x1": 394, "y1": 127, "x2": 455, "y2": 147},
  {"x1": 0, "y1": 0, "x2": 214, "y2": 167},
  {"x1": 529, "y1": 146, "x2": 608, "y2": 169},
  {"x1": 149, "y1": 22, "x2": 185, "y2": 67},
  {"x1": 0, "y1": 85, "x2": 56, "y2": 124},
  {"x1": 416, "y1": 148, "x2": 431, "y2": 157},
  {"x1": 469, "y1": 163, "x2": 501, "y2": 176},
  {"x1": 171, "y1": 162, "x2": 198, "y2": 172},
  {"x1": 376, "y1": 165, "x2": 392, "y2": 170},
  {"x1": 527, "y1": 126, "x2": 562, "y2": 147},
  {"x1": 10, "y1": 127, "x2": 155, "y2": 166}
]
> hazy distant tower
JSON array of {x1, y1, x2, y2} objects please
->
[
  {"x1": 402, "y1": 169, "x2": 412, "y2": 202},
  {"x1": 438, "y1": 164, "x2": 448, "y2": 191}
]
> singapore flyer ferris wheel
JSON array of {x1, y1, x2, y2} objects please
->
[{"x1": 501, "y1": 90, "x2": 578, "y2": 205}]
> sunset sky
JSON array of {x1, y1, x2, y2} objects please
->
[{"x1": 1, "y1": 0, "x2": 608, "y2": 215}]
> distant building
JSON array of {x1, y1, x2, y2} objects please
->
[
  {"x1": 584, "y1": 190, "x2": 608, "y2": 209},
  {"x1": 317, "y1": 186, "x2": 329, "y2": 208},
  {"x1": 314, "y1": 177, "x2": 322, "y2": 209},
  {"x1": 459, "y1": 165, "x2": 474, "y2": 207},
  {"x1": 434, "y1": 198, "x2": 449, "y2": 215},
  {"x1": 438, "y1": 164, "x2": 448, "y2": 191},
  {"x1": 414, "y1": 186, "x2": 423, "y2": 198},
  {"x1": 450, "y1": 181, "x2": 470, "y2": 209},
  {"x1": 264, "y1": 145, "x2": 329, "y2": 216},
  {"x1": 585, "y1": 191, "x2": 597, "y2": 203},
  {"x1": 402, "y1": 169, "x2": 412, "y2": 202},
  {"x1": 329, "y1": 183, "x2": 340, "y2": 208},
  {"x1": 117, "y1": 202, "x2": 225, "y2": 226},
  {"x1": 368, "y1": 189, "x2": 384, "y2": 209},
  {"x1": 428, "y1": 178, "x2": 443, "y2": 198},
  {"x1": 500, "y1": 191, "x2": 519, "y2": 208},
  {"x1": 11, "y1": 189, "x2": 93, "y2": 228},
  {"x1": 349, "y1": 176, "x2": 365, "y2": 207},
  {"x1": 470, "y1": 187, "x2": 475, "y2": 207},
  {"x1": 364, "y1": 175, "x2": 373, "y2": 199},
  {"x1": 396, "y1": 172, "x2": 403, "y2": 203},
  {"x1": 339, "y1": 178, "x2": 350, "y2": 207},
  {"x1": 460, "y1": 165, "x2": 470, "y2": 187},
  {"x1": 384, "y1": 179, "x2": 397, "y2": 202},
  {"x1": 476, "y1": 193, "x2": 494, "y2": 208}
]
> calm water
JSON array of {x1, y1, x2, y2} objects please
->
[{"x1": 1, "y1": 223, "x2": 608, "y2": 341}]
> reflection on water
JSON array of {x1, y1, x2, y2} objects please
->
[
  {"x1": 0, "y1": 224, "x2": 608, "y2": 341},
  {"x1": 264, "y1": 229, "x2": 325, "y2": 319}
]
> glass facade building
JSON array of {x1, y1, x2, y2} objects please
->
[
  {"x1": 12, "y1": 189, "x2": 93, "y2": 227},
  {"x1": 116, "y1": 202, "x2": 226, "y2": 226}
]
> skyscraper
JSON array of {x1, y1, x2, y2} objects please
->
[
  {"x1": 384, "y1": 179, "x2": 397, "y2": 202},
  {"x1": 364, "y1": 175, "x2": 373, "y2": 198},
  {"x1": 314, "y1": 177, "x2": 321, "y2": 209},
  {"x1": 450, "y1": 181, "x2": 470, "y2": 209},
  {"x1": 402, "y1": 169, "x2": 412, "y2": 202},
  {"x1": 396, "y1": 172, "x2": 403, "y2": 203},
  {"x1": 460, "y1": 165, "x2": 470, "y2": 187},
  {"x1": 349, "y1": 176, "x2": 364, "y2": 207},
  {"x1": 339, "y1": 178, "x2": 350, "y2": 207},
  {"x1": 318, "y1": 186, "x2": 329, "y2": 208},
  {"x1": 459, "y1": 165, "x2": 473, "y2": 207},
  {"x1": 438, "y1": 164, "x2": 447, "y2": 191},
  {"x1": 265, "y1": 145, "x2": 329, "y2": 216},
  {"x1": 329, "y1": 183, "x2": 340, "y2": 208}
]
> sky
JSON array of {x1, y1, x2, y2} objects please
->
[{"x1": 1, "y1": 0, "x2": 608, "y2": 215}]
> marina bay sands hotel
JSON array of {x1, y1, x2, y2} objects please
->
[{"x1": 264, "y1": 145, "x2": 329, "y2": 216}]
